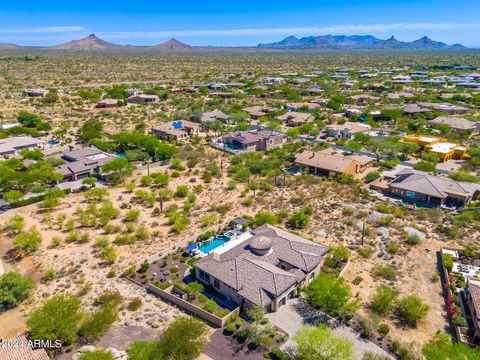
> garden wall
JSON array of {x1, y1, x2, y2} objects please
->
[{"x1": 147, "y1": 284, "x2": 239, "y2": 328}]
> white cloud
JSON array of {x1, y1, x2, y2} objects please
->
[
  {"x1": 0, "y1": 26, "x2": 87, "y2": 34},
  {"x1": 97, "y1": 23, "x2": 480, "y2": 39}
]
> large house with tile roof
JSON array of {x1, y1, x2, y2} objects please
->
[
  {"x1": 388, "y1": 169, "x2": 480, "y2": 208},
  {"x1": 195, "y1": 224, "x2": 328, "y2": 312}
]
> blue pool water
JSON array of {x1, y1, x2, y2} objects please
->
[
  {"x1": 47, "y1": 140, "x2": 59, "y2": 145},
  {"x1": 116, "y1": 152, "x2": 127, "y2": 158},
  {"x1": 199, "y1": 235, "x2": 229, "y2": 254}
]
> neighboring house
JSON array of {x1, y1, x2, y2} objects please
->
[
  {"x1": 456, "y1": 82, "x2": 480, "y2": 89},
  {"x1": 211, "y1": 129, "x2": 287, "y2": 153},
  {"x1": 0, "y1": 334, "x2": 49, "y2": 360},
  {"x1": 243, "y1": 106, "x2": 274, "y2": 120},
  {"x1": 418, "y1": 102, "x2": 470, "y2": 115},
  {"x1": 200, "y1": 110, "x2": 230, "y2": 123},
  {"x1": 0, "y1": 136, "x2": 44, "y2": 158},
  {"x1": 24, "y1": 89, "x2": 46, "y2": 97},
  {"x1": 325, "y1": 122, "x2": 371, "y2": 139},
  {"x1": 264, "y1": 77, "x2": 284, "y2": 84},
  {"x1": 126, "y1": 88, "x2": 140, "y2": 96},
  {"x1": 294, "y1": 148, "x2": 373, "y2": 176},
  {"x1": 55, "y1": 147, "x2": 117, "y2": 182},
  {"x1": 386, "y1": 92, "x2": 415, "y2": 100},
  {"x1": 388, "y1": 169, "x2": 480, "y2": 207},
  {"x1": 151, "y1": 120, "x2": 201, "y2": 141},
  {"x1": 286, "y1": 102, "x2": 320, "y2": 112},
  {"x1": 403, "y1": 104, "x2": 432, "y2": 115},
  {"x1": 276, "y1": 112, "x2": 314, "y2": 127},
  {"x1": 127, "y1": 94, "x2": 159, "y2": 104},
  {"x1": 195, "y1": 224, "x2": 328, "y2": 312},
  {"x1": 95, "y1": 99, "x2": 119, "y2": 108},
  {"x1": 465, "y1": 278, "x2": 480, "y2": 344},
  {"x1": 401, "y1": 134, "x2": 468, "y2": 162},
  {"x1": 350, "y1": 94, "x2": 377, "y2": 103},
  {"x1": 428, "y1": 116, "x2": 480, "y2": 133}
]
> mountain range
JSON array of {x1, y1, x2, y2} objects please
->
[
  {"x1": 258, "y1": 35, "x2": 465, "y2": 50},
  {"x1": 0, "y1": 34, "x2": 467, "y2": 51}
]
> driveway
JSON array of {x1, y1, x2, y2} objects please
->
[{"x1": 265, "y1": 298, "x2": 393, "y2": 359}]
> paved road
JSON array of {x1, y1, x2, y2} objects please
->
[
  {"x1": 299, "y1": 136, "x2": 454, "y2": 175},
  {"x1": 265, "y1": 298, "x2": 393, "y2": 359}
]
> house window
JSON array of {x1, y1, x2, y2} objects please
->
[
  {"x1": 214, "y1": 279, "x2": 220, "y2": 289},
  {"x1": 199, "y1": 270, "x2": 210, "y2": 283}
]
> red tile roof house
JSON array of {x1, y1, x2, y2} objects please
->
[{"x1": 195, "y1": 224, "x2": 328, "y2": 312}]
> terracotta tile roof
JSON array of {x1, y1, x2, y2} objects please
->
[
  {"x1": 196, "y1": 224, "x2": 328, "y2": 307},
  {"x1": 0, "y1": 334, "x2": 49, "y2": 360}
]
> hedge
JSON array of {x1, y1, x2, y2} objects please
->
[{"x1": 9, "y1": 188, "x2": 71, "y2": 208}]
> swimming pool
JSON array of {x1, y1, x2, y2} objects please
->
[
  {"x1": 199, "y1": 235, "x2": 229, "y2": 254},
  {"x1": 47, "y1": 140, "x2": 59, "y2": 145}
]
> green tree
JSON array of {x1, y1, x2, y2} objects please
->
[
  {"x1": 397, "y1": 295, "x2": 429, "y2": 326},
  {"x1": 127, "y1": 317, "x2": 207, "y2": 360},
  {"x1": 27, "y1": 294, "x2": 83, "y2": 345},
  {"x1": 102, "y1": 158, "x2": 135, "y2": 184},
  {"x1": 422, "y1": 332, "x2": 480, "y2": 360},
  {"x1": 78, "y1": 120, "x2": 103, "y2": 142},
  {"x1": 0, "y1": 272, "x2": 35, "y2": 311},
  {"x1": 294, "y1": 324, "x2": 354, "y2": 360},
  {"x1": 304, "y1": 273, "x2": 359, "y2": 319}
]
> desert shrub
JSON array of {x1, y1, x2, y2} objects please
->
[
  {"x1": 370, "y1": 285, "x2": 397, "y2": 315},
  {"x1": 396, "y1": 295, "x2": 429, "y2": 326},
  {"x1": 373, "y1": 265, "x2": 396, "y2": 280}
]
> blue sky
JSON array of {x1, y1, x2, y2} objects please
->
[{"x1": 1, "y1": 1, "x2": 480, "y2": 47}]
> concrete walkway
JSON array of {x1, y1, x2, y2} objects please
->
[{"x1": 265, "y1": 298, "x2": 393, "y2": 359}]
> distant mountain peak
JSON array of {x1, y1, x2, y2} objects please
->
[
  {"x1": 258, "y1": 34, "x2": 464, "y2": 50},
  {"x1": 154, "y1": 38, "x2": 191, "y2": 50},
  {"x1": 51, "y1": 34, "x2": 123, "y2": 50}
]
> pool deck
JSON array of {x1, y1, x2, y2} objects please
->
[{"x1": 214, "y1": 231, "x2": 253, "y2": 255}]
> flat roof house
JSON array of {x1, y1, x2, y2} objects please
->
[
  {"x1": 55, "y1": 147, "x2": 117, "y2": 182},
  {"x1": 388, "y1": 169, "x2": 480, "y2": 208},
  {"x1": 127, "y1": 94, "x2": 159, "y2": 104},
  {"x1": 151, "y1": 120, "x2": 201, "y2": 141},
  {"x1": 428, "y1": 116, "x2": 480, "y2": 134},
  {"x1": 294, "y1": 149, "x2": 373, "y2": 176},
  {"x1": 0, "y1": 136, "x2": 44, "y2": 158},
  {"x1": 195, "y1": 224, "x2": 328, "y2": 312},
  {"x1": 401, "y1": 134, "x2": 468, "y2": 162},
  {"x1": 276, "y1": 111, "x2": 314, "y2": 127}
]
